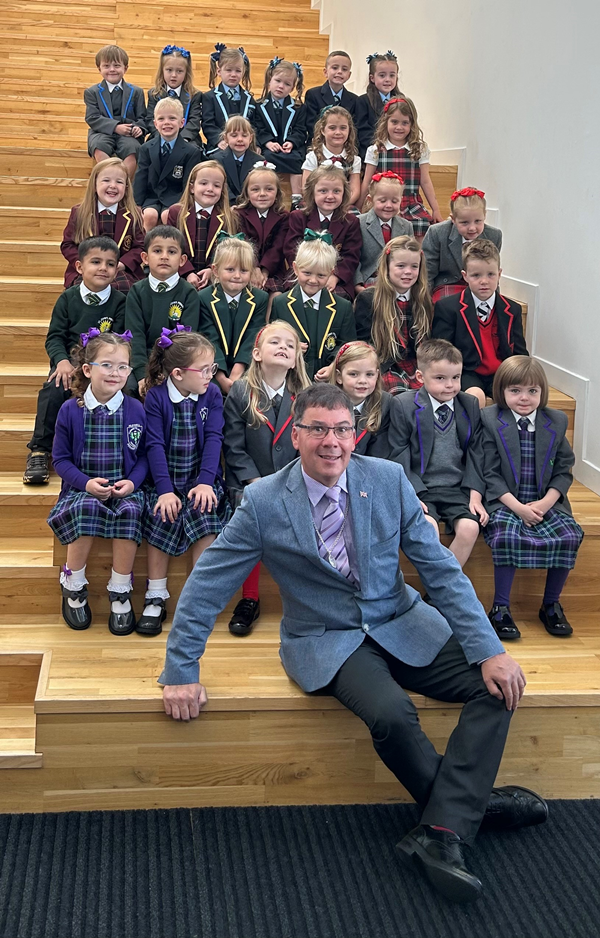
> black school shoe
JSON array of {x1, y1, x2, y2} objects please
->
[
  {"x1": 61, "y1": 585, "x2": 92, "y2": 630},
  {"x1": 136, "y1": 597, "x2": 167, "y2": 636},
  {"x1": 228, "y1": 598, "x2": 260, "y2": 636},
  {"x1": 488, "y1": 604, "x2": 521, "y2": 640},
  {"x1": 23, "y1": 451, "x2": 50, "y2": 484},
  {"x1": 481, "y1": 785, "x2": 549, "y2": 831},
  {"x1": 108, "y1": 590, "x2": 136, "y2": 636},
  {"x1": 396, "y1": 825, "x2": 482, "y2": 904},
  {"x1": 539, "y1": 602, "x2": 573, "y2": 636}
]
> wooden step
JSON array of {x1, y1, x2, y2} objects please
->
[
  {"x1": 0, "y1": 368, "x2": 47, "y2": 415},
  {"x1": 0, "y1": 277, "x2": 62, "y2": 317},
  {"x1": 0, "y1": 320, "x2": 50, "y2": 365},
  {"x1": 0, "y1": 653, "x2": 44, "y2": 769},
  {"x1": 0, "y1": 414, "x2": 34, "y2": 470},
  {"x1": 0, "y1": 176, "x2": 86, "y2": 208},
  {"x1": 0, "y1": 206, "x2": 69, "y2": 241},
  {"x1": 0, "y1": 146, "x2": 92, "y2": 179},
  {"x1": 0, "y1": 473, "x2": 59, "y2": 535},
  {"x1": 0, "y1": 241, "x2": 63, "y2": 279}
]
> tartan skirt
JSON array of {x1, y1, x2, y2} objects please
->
[
  {"x1": 483, "y1": 506, "x2": 584, "y2": 569},
  {"x1": 432, "y1": 282, "x2": 466, "y2": 305},
  {"x1": 142, "y1": 478, "x2": 231, "y2": 556},
  {"x1": 377, "y1": 148, "x2": 432, "y2": 236},
  {"x1": 48, "y1": 489, "x2": 144, "y2": 545}
]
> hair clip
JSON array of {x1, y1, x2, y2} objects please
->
[
  {"x1": 336, "y1": 340, "x2": 374, "y2": 362},
  {"x1": 371, "y1": 170, "x2": 404, "y2": 184},
  {"x1": 210, "y1": 42, "x2": 227, "y2": 63},
  {"x1": 321, "y1": 157, "x2": 345, "y2": 168},
  {"x1": 80, "y1": 327, "x2": 101, "y2": 347},
  {"x1": 303, "y1": 228, "x2": 333, "y2": 246},
  {"x1": 269, "y1": 56, "x2": 283, "y2": 69},
  {"x1": 156, "y1": 324, "x2": 192, "y2": 348},
  {"x1": 252, "y1": 160, "x2": 276, "y2": 171},
  {"x1": 217, "y1": 231, "x2": 247, "y2": 243},
  {"x1": 113, "y1": 330, "x2": 133, "y2": 343},
  {"x1": 386, "y1": 50, "x2": 398, "y2": 60},
  {"x1": 292, "y1": 61, "x2": 303, "y2": 77},
  {"x1": 238, "y1": 46, "x2": 249, "y2": 63},
  {"x1": 451, "y1": 187, "x2": 485, "y2": 201},
  {"x1": 253, "y1": 325, "x2": 267, "y2": 348},
  {"x1": 366, "y1": 52, "x2": 380, "y2": 64},
  {"x1": 383, "y1": 97, "x2": 407, "y2": 113},
  {"x1": 162, "y1": 44, "x2": 190, "y2": 59}
]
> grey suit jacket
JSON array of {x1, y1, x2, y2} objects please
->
[
  {"x1": 355, "y1": 209, "x2": 414, "y2": 285},
  {"x1": 84, "y1": 80, "x2": 146, "y2": 136},
  {"x1": 160, "y1": 455, "x2": 504, "y2": 692},
  {"x1": 422, "y1": 220, "x2": 502, "y2": 290}
]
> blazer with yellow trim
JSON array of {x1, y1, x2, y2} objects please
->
[
  {"x1": 271, "y1": 285, "x2": 356, "y2": 380},
  {"x1": 198, "y1": 283, "x2": 267, "y2": 375},
  {"x1": 61, "y1": 204, "x2": 145, "y2": 288},
  {"x1": 165, "y1": 204, "x2": 227, "y2": 276}
]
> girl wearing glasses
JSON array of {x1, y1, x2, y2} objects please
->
[
  {"x1": 48, "y1": 331, "x2": 146, "y2": 637},
  {"x1": 137, "y1": 329, "x2": 231, "y2": 635}
]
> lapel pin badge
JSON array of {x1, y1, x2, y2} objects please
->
[{"x1": 360, "y1": 491, "x2": 368, "y2": 498}]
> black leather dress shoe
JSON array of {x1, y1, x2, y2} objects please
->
[
  {"x1": 135, "y1": 597, "x2": 167, "y2": 636},
  {"x1": 108, "y1": 590, "x2": 136, "y2": 636},
  {"x1": 488, "y1": 604, "x2": 521, "y2": 640},
  {"x1": 481, "y1": 785, "x2": 549, "y2": 831},
  {"x1": 396, "y1": 825, "x2": 482, "y2": 903},
  {"x1": 539, "y1": 602, "x2": 573, "y2": 636},
  {"x1": 61, "y1": 585, "x2": 92, "y2": 630},
  {"x1": 228, "y1": 598, "x2": 260, "y2": 636}
]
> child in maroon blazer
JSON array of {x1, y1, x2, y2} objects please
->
[
  {"x1": 233, "y1": 162, "x2": 289, "y2": 293},
  {"x1": 283, "y1": 164, "x2": 361, "y2": 300},
  {"x1": 61, "y1": 157, "x2": 144, "y2": 293}
]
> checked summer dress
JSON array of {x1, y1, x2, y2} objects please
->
[{"x1": 376, "y1": 146, "x2": 433, "y2": 237}]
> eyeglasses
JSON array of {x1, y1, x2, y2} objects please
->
[
  {"x1": 182, "y1": 363, "x2": 219, "y2": 378},
  {"x1": 295, "y1": 423, "x2": 354, "y2": 440},
  {"x1": 89, "y1": 362, "x2": 132, "y2": 376}
]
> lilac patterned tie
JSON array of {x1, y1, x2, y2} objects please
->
[{"x1": 318, "y1": 486, "x2": 353, "y2": 580}]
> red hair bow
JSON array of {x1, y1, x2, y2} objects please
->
[
  {"x1": 451, "y1": 187, "x2": 485, "y2": 201},
  {"x1": 371, "y1": 170, "x2": 404, "y2": 185},
  {"x1": 383, "y1": 97, "x2": 407, "y2": 113}
]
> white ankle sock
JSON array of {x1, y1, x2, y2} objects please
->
[
  {"x1": 60, "y1": 565, "x2": 88, "y2": 608},
  {"x1": 143, "y1": 578, "x2": 170, "y2": 617},
  {"x1": 107, "y1": 569, "x2": 132, "y2": 614}
]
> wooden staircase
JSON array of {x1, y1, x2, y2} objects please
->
[{"x1": 0, "y1": 0, "x2": 599, "y2": 811}]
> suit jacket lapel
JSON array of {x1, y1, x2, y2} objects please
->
[
  {"x1": 448, "y1": 223, "x2": 464, "y2": 273},
  {"x1": 283, "y1": 462, "x2": 330, "y2": 574},
  {"x1": 285, "y1": 286, "x2": 310, "y2": 344},
  {"x1": 97, "y1": 80, "x2": 112, "y2": 118},
  {"x1": 455, "y1": 400, "x2": 472, "y2": 452},
  {"x1": 232, "y1": 287, "x2": 256, "y2": 357},
  {"x1": 206, "y1": 210, "x2": 225, "y2": 259},
  {"x1": 414, "y1": 389, "x2": 434, "y2": 476},
  {"x1": 114, "y1": 209, "x2": 130, "y2": 249},
  {"x1": 215, "y1": 86, "x2": 229, "y2": 122},
  {"x1": 210, "y1": 285, "x2": 231, "y2": 355},
  {"x1": 120, "y1": 81, "x2": 133, "y2": 119},
  {"x1": 275, "y1": 388, "x2": 293, "y2": 431},
  {"x1": 283, "y1": 100, "x2": 295, "y2": 140},
  {"x1": 150, "y1": 136, "x2": 162, "y2": 176},
  {"x1": 160, "y1": 136, "x2": 183, "y2": 181},
  {"x1": 241, "y1": 89, "x2": 252, "y2": 119},
  {"x1": 180, "y1": 89, "x2": 191, "y2": 123},
  {"x1": 366, "y1": 209, "x2": 385, "y2": 248},
  {"x1": 261, "y1": 209, "x2": 279, "y2": 244},
  {"x1": 535, "y1": 410, "x2": 556, "y2": 493},
  {"x1": 182, "y1": 209, "x2": 195, "y2": 257},
  {"x1": 497, "y1": 408, "x2": 521, "y2": 486},
  {"x1": 346, "y1": 458, "x2": 371, "y2": 593},
  {"x1": 459, "y1": 290, "x2": 483, "y2": 361},
  {"x1": 317, "y1": 291, "x2": 338, "y2": 359},
  {"x1": 260, "y1": 100, "x2": 278, "y2": 137}
]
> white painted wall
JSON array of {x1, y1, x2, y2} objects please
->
[{"x1": 314, "y1": 0, "x2": 600, "y2": 491}]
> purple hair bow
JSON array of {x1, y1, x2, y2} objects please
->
[
  {"x1": 80, "y1": 327, "x2": 101, "y2": 347},
  {"x1": 113, "y1": 330, "x2": 133, "y2": 342},
  {"x1": 156, "y1": 324, "x2": 192, "y2": 348}
]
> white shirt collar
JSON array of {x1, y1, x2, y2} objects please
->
[
  {"x1": 354, "y1": 400, "x2": 365, "y2": 413},
  {"x1": 98, "y1": 200, "x2": 118, "y2": 215},
  {"x1": 167, "y1": 376, "x2": 198, "y2": 403},
  {"x1": 169, "y1": 86, "x2": 182, "y2": 97},
  {"x1": 471, "y1": 291, "x2": 496, "y2": 312},
  {"x1": 428, "y1": 393, "x2": 455, "y2": 413},
  {"x1": 322, "y1": 144, "x2": 347, "y2": 159},
  {"x1": 302, "y1": 467, "x2": 348, "y2": 507},
  {"x1": 195, "y1": 201, "x2": 214, "y2": 216},
  {"x1": 380, "y1": 216, "x2": 393, "y2": 227},
  {"x1": 384, "y1": 139, "x2": 408, "y2": 150},
  {"x1": 257, "y1": 209, "x2": 269, "y2": 219},
  {"x1": 224, "y1": 291, "x2": 243, "y2": 305},
  {"x1": 80, "y1": 282, "x2": 111, "y2": 304},
  {"x1": 300, "y1": 288, "x2": 321, "y2": 307},
  {"x1": 318, "y1": 211, "x2": 332, "y2": 222},
  {"x1": 396, "y1": 290, "x2": 411, "y2": 302},
  {"x1": 511, "y1": 409, "x2": 536, "y2": 429},
  {"x1": 148, "y1": 272, "x2": 180, "y2": 292},
  {"x1": 84, "y1": 386, "x2": 123, "y2": 412},
  {"x1": 106, "y1": 80, "x2": 123, "y2": 92},
  {"x1": 262, "y1": 380, "x2": 286, "y2": 399}
]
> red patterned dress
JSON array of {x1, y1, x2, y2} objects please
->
[
  {"x1": 380, "y1": 296, "x2": 422, "y2": 394},
  {"x1": 368, "y1": 143, "x2": 433, "y2": 236}
]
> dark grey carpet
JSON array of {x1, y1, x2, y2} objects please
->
[{"x1": 1, "y1": 800, "x2": 599, "y2": 938}]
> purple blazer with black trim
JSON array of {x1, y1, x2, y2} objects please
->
[
  {"x1": 144, "y1": 380, "x2": 224, "y2": 496},
  {"x1": 481, "y1": 404, "x2": 575, "y2": 515},
  {"x1": 52, "y1": 395, "x2": 148, "y2": 495}
]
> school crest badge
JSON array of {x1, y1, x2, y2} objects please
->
[
  {"x1": 97, "y1": 316, "x2": 114, "y2": 333},
  {"x1": 126, "y1": 423, "x2": 143, "y2": 451},
  {"x1": 199, "y1": 407, "x2": 208, "y2": 422},
  {"x1": 324, "y1": 332, "x2": 337, "y2": 352},
  {"x1": 173, "y1": 165, "x2": 184, "y2": 179},
  {"x1": 168, "y1": 301, "x2": 184, "y2": 323},
  {"x1": 122, "y1": 236, "x2": 132, "y2": 251}
]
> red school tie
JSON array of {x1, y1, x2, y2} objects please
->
[{"x1": 382, "y1": 223, "x2": 391, "y2": 244}]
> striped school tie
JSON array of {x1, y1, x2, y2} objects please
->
[
  {"x1": 317, "y1": 486, "x2": 353, "y2": 579},
  {"x1": 86, "y1": 294, "x2": 100, "y2": 306},
  {"x1": 156, "y1": 282, "x2": 168, "y2": 293},
  {"x1": 167, "y1": 89, "x2": 177, "y2": 97}
]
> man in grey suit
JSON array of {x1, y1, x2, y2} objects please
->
[{"x1": 161, "y1": 384, "x2": 546, "y2": 903}]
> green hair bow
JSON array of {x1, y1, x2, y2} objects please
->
[
  {"x1": 303, "y1": 228, "x2": 333, "y2": 245},
  {"x1": 217, "y1": 231, "x2": 247, "y2": 243}
]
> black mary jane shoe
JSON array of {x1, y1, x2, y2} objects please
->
[
  {"x1": 61, "y1": 585, "x2": 92, "y2": 630},
  {"x1": 481, "y1": 785, "x2": 549, "y2": 832},
  {"x1": 539, "y1": 602, "x2": 573, "y2": 637},
  {"x1": 488, "y1": 604, "x2": 521, "y2": 640},
  {"x1": 108, "y1": 590, "x2": 136, "y2": 636},
  {"x1": 228, "y1": 598, "x2": 260, "y2": 636},
  {"x1": 135, "y1": 597, "x2": 167, "y2": 636},
  {"x1": 396, "y1": 825, "x2": 482, "y2": 904}
]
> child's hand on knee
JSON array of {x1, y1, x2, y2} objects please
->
[
  {"x1": 251, "y1": 266, "x2": 267, "y2": 289},
  {"x1": 154, "y1": 492, "x2": 182, "y2": 523},
  {"x1": 188, "y1": 484, "x2": 218, "y2": 513},
  {"x1": 469, "y1": 493, "x2": 489, "y2": 526},
  {"x1": 86, "y1": 477, "x2": 112, "y2": 500},
  {"x1": 281, "y1": 142, "x2": 293, "y2": 153},
  {"x1": 50, "y1": 360, "x2": 75, "y2": 390},
  {"x1": 266, "y1": 142, "x2": 282, "y2": 153},
  {"x1": 112, "y1": 479, "x2": 134, "y2": 498},
  {"x1": 196, "y1": 268, "x2": 212, "y2": 289}
]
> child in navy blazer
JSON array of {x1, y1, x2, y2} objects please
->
[
  {"x1": 354, "y1": 51, "x2": 402, "y2": 159},
  {"x1": 253, "y1": 58, "x2": 307, "y2": 205},
  {"x1": 233, "y1": 163, "x2": 289, "y2": 292},
  {"x1": 212, "y1": 116, "x2": 262, "y2": 203},
  {"x1": 202, "y1": 44, "x2": 256, "y2": 153},
  {"x1": 482, "y1": 357, "x2": 583, "y2": 641},
  {"x1": 47, "y1": 332, "x2": 147, "y2": 636},
  {"x1": 223, "y1": 320, "x2": 311, "y2": 635},
  {"x1": 133, "y1": 98, "x2": 203, "y2": 231},
  {"x1": 145, "y1": 44, "x2": 204, "y2": 150},
  {"x1": 138, "y1": 330, "x2": 231, "y2": 635},
  {"x1": 84, "y1": 45, "x2": 146, "y2": 179},
  {"x1": 304, "y1": 50, "x2": 358, "y2": 140}
]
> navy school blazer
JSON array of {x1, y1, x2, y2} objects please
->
[
  {"x1": 284, "y1": 207, "x2": 362, "y2": 299},
  {"x1": 145, "y1": 89, "x2": 204, "y2": 146},
  {"x1": 234, "y1": 205, "x2": 289, "y2": 277},
  {"x1": 202, "y1": 84, "x2": 257, "y2": 152},
  {"x1": 390, "y1": 388, "x2": 485, "y2": 497},
  {"x1": 133, "y1": 135, "x2": 203, "y2": 207},
  {"x1": 198, "y1": 283, "x2": 268, "y2": 374},
  {"x1": 432, "y1": 289, "x2": 528, "y2": 373},
  {"x1": 212, "y1": 147, "x2": 262, "y2": 202},
  {"x1": 52, "y1": 395, "x2": 147, "y2": 495},
  {"x1": 83, "y1": 80, "x2": 146, "y2": 136},
  {"x1": 165, "y1": 204, "x2": 227, "y2": 276},
  {"x1": 481, "y1": 404, "x2": 575, "y2": 515},
  {"x1": 304, "y1": 83, "x2": 358, "y2": 140},
  {"x1": 223, "y1": 380, "x2": 298, "y2": 490},
  {"x1": 144, "y1": 380, "x2": 225, "y2": 495},
  {"x1": 253, "y1": 96, "x2": 307, "y2": 150}
]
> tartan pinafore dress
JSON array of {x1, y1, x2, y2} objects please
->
[
  {"x1": 483, "y1": 420, "x2": 584, "y2": 568},
  {"x1": 48, "y1": 403, "x2": 144, "y2": 545},
  {"x1": 143, "y1": 396, "x2": 231, "y2": 556},
  {"x1": 376, "y1": 146, "x2": 432, "y2": 236},
  {"x1": 380, "y1": 297, "x2": 422, "y2": 394}
]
